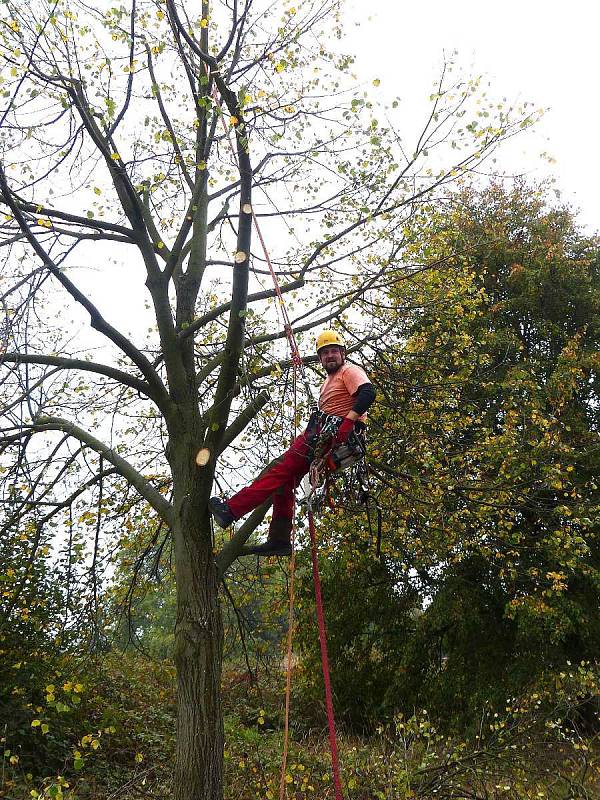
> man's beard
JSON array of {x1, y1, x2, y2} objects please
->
[{"x1": 324, "y1": 360, "x2": 343, "y2": 374}]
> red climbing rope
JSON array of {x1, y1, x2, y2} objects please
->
[
  {"x1": 249, "y1": 165, "x2": 345, "y2": 800},
  {"x1": 215, "y1": 83, "x2": 343, "y2": 797},
  {"x1": 308, "y1": 506, "x2": 344, "y2": 800}
]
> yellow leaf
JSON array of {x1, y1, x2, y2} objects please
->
[
  {"x1": 200, "y1": 17, "x2": 208, "y2": 27},
  {"x1": 110, "y1": 153, "x2": 120, "y2": 161},
  {"x1": 31, "y1": 719, "x2": 41, "y2": 727},
  {"x1": 373, "y1": 78, "x2": 381, "y2": 86}
]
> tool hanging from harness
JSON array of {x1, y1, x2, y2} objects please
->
[{"x1": 303, "y1": 411, "x2": 383, "y2": 556}]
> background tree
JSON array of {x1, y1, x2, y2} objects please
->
[
  {"x1": 301, "y1": 181, "x2": 600, "y2": 727},
  {"x1": 0, "y1": 1, "x2": 539, "y2": 796}
]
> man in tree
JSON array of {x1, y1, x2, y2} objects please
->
[{"x1": 209, "y1": 330, "x2": 376, "y2": 555}]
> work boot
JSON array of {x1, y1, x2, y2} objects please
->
[
  {"x1": 208, "y1": 496, "x2": 235, "y2": 529},
  {"x1": 246, "y1": 540, "x2": 292, "y2": 557},
  {"x1": 246, "y1": 517, "x2": 292, "y2": 557}
]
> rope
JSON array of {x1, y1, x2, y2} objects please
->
[
  {"x1": 308, "y1": 504, "x2": 344, "y2": 800},
  {"x1": 252, "y1": 210, "x2": 315, "y2": 407},
  {"x1": 212, "y1": 82, "x2": 314, "y2": 406},
  {"x1": 253, "y1": 201, "x2": 344, "y2": 797},
  {"x1": 215, "y1": 85, "x2": 342, "y2": 797},
  {"x1": 279, "y1": 515, "x2": 297, "y2": 799},
  {"x1": 279, "y1": 372, "x2": 298, "y2": 800},
  {"x1": 249, "y1": 180, "x2": 344, "y2": 800}
]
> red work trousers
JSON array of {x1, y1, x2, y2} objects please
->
[{"x1": 227, "y1": 431, "x2": 313, "y2": 536}]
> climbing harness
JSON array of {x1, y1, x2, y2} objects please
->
[{"x1": 302, "y1": 413, "x2": 382, "y2": 556}]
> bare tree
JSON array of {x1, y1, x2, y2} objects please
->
[{"x1": 0, "y1": 1, "x2": 539, "y2": 796}]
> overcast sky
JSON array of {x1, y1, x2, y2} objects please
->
[{"x1": 345, "y1": 0, "x2": 598, "y2": 230}]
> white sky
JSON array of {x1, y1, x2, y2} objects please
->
[
  {"x1": 344, "y1": 0, "x2": 598, "y2": 231},
  {"x1": 41, "y1": 0, "x2": 600, "y2": 345}
]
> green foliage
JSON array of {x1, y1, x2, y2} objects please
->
[
  {"x1": 1, "y1": 652, "x2": 175, "y2": 799},
  {"x1": 293, "y1": 181, "x2": 600, "y2": 729},
  {"x1": 2, "y1": 651, "x2": 598, "y2": 799},
  {"x1": 367, "y1": 181, "x2": 600, "y2": 723},
  {"x1": 0, "y1": 512, "x2": 82, "y2": 771},
  {"x1": 294, "y1": 550, "x2": 418, "y2": 731}
]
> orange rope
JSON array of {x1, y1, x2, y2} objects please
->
[
  {"x1": 278, "y1": 517, "x2": 296, "y2": 799},
  {"x1": 279, "y1": 370, "x2": 298, "y2": 800},
  {"x1": 308, "y1": 504, "x2": 343, "y2": 800},
  {"x1": 215, "y1": 89, "x2": 341, "y2": 798}
]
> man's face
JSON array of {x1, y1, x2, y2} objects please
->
[{"x1": 319, "y1": 345, "x2": 345, "y2": 374}]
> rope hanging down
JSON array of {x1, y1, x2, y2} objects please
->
[
  {"x1": 307, "y1": 500, "x2": 344, "y2": 800},
  {"x1": 255, "y1": 218, "x2": 343, "y2": 800},
  {"x1": 255, "y1": 228, "x2": 344, "y2": 800},
  {"x1": 251, "y1": 204, "x2": 344, "y2": 800},
  {"x1": 216, "y1": 89, "x2": 343, "y2": 798}
]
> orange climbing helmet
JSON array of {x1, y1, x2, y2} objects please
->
[{"x1": 316, "y1": 329, "x2": 345, "y2": 354}]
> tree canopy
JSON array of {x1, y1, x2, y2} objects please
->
[{"x1": 296, "y1": 181, "x2": 600, "y2": 727}]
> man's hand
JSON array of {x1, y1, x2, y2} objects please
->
[{"x1": 333, "y1": 417, "x2": 355, "y2": 447}]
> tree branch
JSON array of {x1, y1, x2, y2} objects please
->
[
  {"x1": 179, "y1": 278, "x2": 304, "y2": 340},
  {"x1": 215, "y1": 500, "x2": 271, "y2": 579},
  {"x1": 32, "y1": 415, "x2": 174, "y2": 527},
  {"x1": 217, "y1": 389, "x2": 270, "y2": 455},
  {"x1": 0, "y1": 163, "x2": 173, "y2": 412},
  {"x1": 145, "y1": 42, "x2": 194, "y2": 192},
  {"x1": 1, "y1": 352, "x2": 156, "y2": 400},
  {"x1": 0, "y1": 194, "x2": 135, "y2": 239}
]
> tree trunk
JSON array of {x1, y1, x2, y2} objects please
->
[{"x1": 171, "y1": 433, "x2": 224, "y2": 800}]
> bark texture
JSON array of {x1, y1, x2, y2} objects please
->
[{"x1": 171, "y1": 421, "x2": 225, "y2": 800}]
